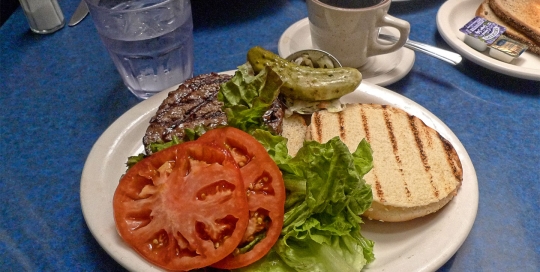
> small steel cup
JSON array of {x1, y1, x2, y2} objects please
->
[{"x1": 285, "y1": 49, "x2": 342, "y2": 68}]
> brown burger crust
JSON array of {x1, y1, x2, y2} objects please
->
[
  {"x1": 143, "y1": 73, "x2": 232, "y2": 155},
  {"x1": 143, "y1": 73, "x2": 286, "y2": 155}
]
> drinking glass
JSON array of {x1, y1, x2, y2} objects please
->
[{"x1": 86, "y1": 0, "x2": 194, "y2": 99}]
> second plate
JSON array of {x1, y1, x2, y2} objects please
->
[{"x1": 437, "y1": 0, "x2": 540, "y2": 80}]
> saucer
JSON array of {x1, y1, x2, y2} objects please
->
[{"x1": 278, "y1": 18, "x2": 415, "y2": 86}]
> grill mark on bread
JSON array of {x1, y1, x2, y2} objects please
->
[
  {"x1": 409, "y1": 115, "x2": 439, "y2": 199},
  {"x1": 309, "y1": 103, "x2": 463, "y2": 222},
  {"x1": 338, "y1": 111, "x2": 346, "y2": 141},
  {"x1": 382, "y1": 106, "x2": 401, "y2": 164},
  {"x1": 383, "y1": 107, "x2": 411, "y2": 199},
  {"x1": 360, "y1": 106, "x2": 385, "y2": 202},
  {"x1": 409, "y1": 116, "x2": 429, "y2": 171},
  {"x1": 313, "y1": 112, "x2": 323, "y2": 143},
  {"x1": 440, "y1": 135, "x2": 463, "y2": 181},
  {"x1": 360, "y1": 107, "x2": 371, "y2": 140}
]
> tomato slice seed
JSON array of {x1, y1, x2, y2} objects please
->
[{"x1": 113, "y1": 141, "x2": 249, "y2": 271}]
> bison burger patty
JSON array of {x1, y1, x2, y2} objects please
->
[
  {"x1": 143, "y1": 72, "x2": 285, "y2": 155},
  {"x1": 143, "y1": 73, "x2": 232, "y2": 155}
]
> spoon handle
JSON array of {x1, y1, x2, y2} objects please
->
[{"x1": 378, "y1": 33, "x2": 462, "y2": 65}]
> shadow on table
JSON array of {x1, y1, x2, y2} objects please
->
[
  {"x1": 437, "y1": 253, "x2": 457, "y2": 271},
  {"x1": 0, "y1": 0, "x2": 18, "y2": 26},
  {"x1": 96, "y1": 81, "x2": 142, "y2": 130},
  {"x1": 389, "y1": 67, "x2": 456, "y2": 96},
  {"x1": 456, "y1": 60, "x2": 540, "y2": 97},
  {"x1": 191, "y1": 0, "x2": 288, "y2": 30}
]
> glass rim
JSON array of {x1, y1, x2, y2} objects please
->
[{"x1": 85, "y1": 0, "x2": 183, "y2": 14}]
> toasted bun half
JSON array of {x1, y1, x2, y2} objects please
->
[
  {"x1": 282, "y1": 113, "x2": 308, "y2": 157},
  {"x1": 308, "y1": 104, "x2": 463, "y2": 222}
]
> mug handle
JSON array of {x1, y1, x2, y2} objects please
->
[{"x1": 367, "y1": 15, "x2": 410, "y2": 57}]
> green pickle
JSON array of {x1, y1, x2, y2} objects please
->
[{"x1": 247, "y1": 46, "x2": 362, "y2": 101}]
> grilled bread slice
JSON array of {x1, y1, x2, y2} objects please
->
[
  {"x1": 488, "y1": 0, "x2": 540, "y2": 44},
  {"x1": 308, "y1": 104, "x2": 463, "y2": 222},
  {"x1": 476, "y1": 0, "x2": 540, "y2": 55}
]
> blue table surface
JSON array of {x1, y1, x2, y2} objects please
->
[{"x1": 1, "y1": 0, "x2": 539, "y2": 271}]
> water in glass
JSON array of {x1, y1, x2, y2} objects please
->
[{"x1": 95, "y1": 0, "x2": 193, "y2": 99}]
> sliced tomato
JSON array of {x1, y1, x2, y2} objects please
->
[
  {"x1": 197, "y1": 127, "x2": 286, "y2": 269},
  {"x1": 113, "y1": 142, "x2": 249, "y2": 271}
]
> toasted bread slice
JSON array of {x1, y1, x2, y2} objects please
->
[
  {"x1": 476, "y1": 0, "x2": 540, "y2": 55},
  {"x1": 488, "y1": 0, "x2": 540, "y2": 44},
  {"x1": 282, "y1": 113, "x2": 308, "y2": 157},
  {"x1": 308, "y1": 104, "x2": 463, "y2": 222}
]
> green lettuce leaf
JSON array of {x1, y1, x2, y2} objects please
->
[
  {"x1": 251, "y1": 129, "x2": 291, "y2": 165},
  {"x1": 218, "y1": 63, "x2": 283, "y2": 133},
  {"x1": 128, "y1": 57, "x2": 375, "y2": 270},
  {"x1": 126, "y1": 126, "x2": 211, "y2": 169},
  {"x1": 248, "y1": 133, "x2": 375, "y2": 272},
  {"x1": 235, "y1": 248, "x2": 296, "y2": 272}
]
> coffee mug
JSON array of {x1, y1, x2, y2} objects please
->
[{"x1": 307, "y1": 0, "x2": 410, "y2": 68}]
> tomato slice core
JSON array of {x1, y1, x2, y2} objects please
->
[
  {"x1": 197, "y1": 127, "x2": 286, "y2": 269},
  {"x1": 113, "y1": 142, "x2": 249, "y2": 271}
]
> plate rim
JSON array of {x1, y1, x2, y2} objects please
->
[
  {"x1": 80, "y1": 76, "x2": 478, "y2": 272},
  {"x1": 436, "y1": 0, "x2": 540, "y2": 80},
  {"x1": 278, "y1": 17, "x2": 415, "y2": 86}
]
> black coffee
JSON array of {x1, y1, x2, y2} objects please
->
[{"x1": 319, "y1": 0, "x2": 384, "y2": 9}]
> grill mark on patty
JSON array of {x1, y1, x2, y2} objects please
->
[
  {"x1": 143, "y1": 73, "x2": 232, "y2": 154},
  {"x1": 361, "y1": 106, "x2": 386, "y2": 202},
  {"x1": 152, "y1": 74, "x2": 227, "y2": 119},
  {"x1": 169, "y1": 97, "x2": 224, "y2": 129},
  {"x1": 383, "y1": 107, "x2": 411, "y2": 199},
  {"x1": 143, "y1": 73, "x2": 285, "y2": 155},
  {"x1": 409, "y1": 115, "x2": 439, "y2": 199}
]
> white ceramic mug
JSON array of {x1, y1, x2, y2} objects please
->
[{"x1": 307, "y1": 0, "x2": 410, "y2": 68}]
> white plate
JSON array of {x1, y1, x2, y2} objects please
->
[
  {"x1": 436, "y1": 0, "x2": 540, "y2": 80},
  {"x1": 81, "y1": 74, "x2": 478, "y2": 272},
  {"x1": 278, "y1": 18, "x2": 415, "y2": 86}
]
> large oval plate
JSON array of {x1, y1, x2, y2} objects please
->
[{"x1": 81, "y1": 72, "x2": 478, "y2": 271}]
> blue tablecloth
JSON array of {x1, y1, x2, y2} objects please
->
[{"x1": 1, "y1": 0, "x2": 539, "y2": 271}]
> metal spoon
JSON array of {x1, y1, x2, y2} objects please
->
[
  {"x1": 285, "y1": 49, "x2": 342, "y2": 68},
  {"x1": 285, "y1": 32, "x2": 463, "y2": 69},
  {"x1": 286, "y1": 36, "x2": 462, "y2": 70},
  {"x1": 378, "y1": 31, "x2": 462, "y2": 65}
]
